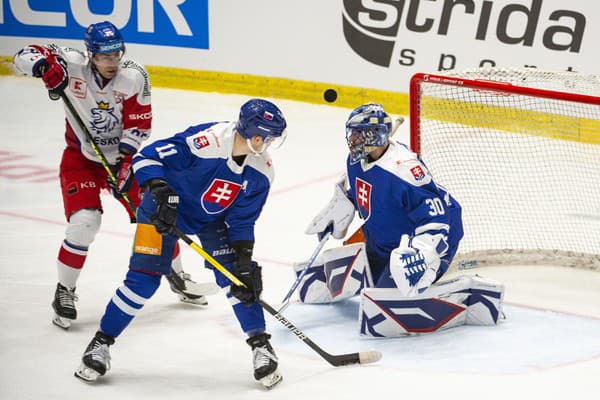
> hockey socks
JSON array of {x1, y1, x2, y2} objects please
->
[{"x1": 100, "y1": 269, "x2": 161, "y2": 338}]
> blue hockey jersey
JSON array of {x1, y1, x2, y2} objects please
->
[
  {"x1": 131, "y1": 121, "x2": 274, "y2": 242},
  {"x1": 346, "y1": 140, "x2": 463, "y2": 276}
]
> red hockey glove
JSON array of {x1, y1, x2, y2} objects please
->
[
  {"x1": 30, "y1": 46, "x2": 68, "y2": 97},
  {"x1": 108, "y1": 154, "x2": 134, "y2": 199},
  {"x1": 36, "y1": 58, "x2": 68, "y2": 96}
]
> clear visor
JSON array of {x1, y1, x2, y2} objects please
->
[
  {"x1": 92, "y1": 51, "x2": 124, "y2": 66},
  {"x1": 248, "y1": 130, "x2": 288, "y2": 155},
  {"x1": 264, "y1": 129, "x2": 287, "y2": 150}
]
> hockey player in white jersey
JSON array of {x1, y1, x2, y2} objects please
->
[
  {"x1": 297, "y1": 103, "x2": 504, "y2": 336},
  {"x1": 12, "y1": 21, "x2": 210, "y2": 330},
  {"x1": 75, "y1": 99, "x2": 287, "y2": 389}
]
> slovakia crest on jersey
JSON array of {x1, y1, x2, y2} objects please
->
[
  {"x1": 201, "y1": 179, "x2": 242, "y2": 214},
  {"x1": 411, "y1": 165, "x2": 426, "y2": 181},
  {"x1": 193, "y1": 135, "x2": 210, "y2": 150},
  {"x1": 355, "y1": 177, "x2": 372, "y2": 220}
]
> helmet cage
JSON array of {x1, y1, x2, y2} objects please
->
[{"x1": 345, "y1": 104, "x2": 392, "y2": 163}]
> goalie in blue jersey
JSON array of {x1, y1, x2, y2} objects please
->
[
  {"x1": 297, "y1": 103, "x2": 504, "y2": 337},
  {"x1": 75, "y1": 99, "x2": 287, "y2": 389}
]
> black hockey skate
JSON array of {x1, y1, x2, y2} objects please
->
[
  {"x1": 52, "y1": 283, "x2": 78, "y2": 329},
  {"x1": 246, "y1": 333, "x2": 282, "y2": 389},
  {"x1": 74, "y1": 331, "x2": 115, "y2": 382},
  {"x1": 166, "y1": 268, "x2": 216, "y2": 305}
]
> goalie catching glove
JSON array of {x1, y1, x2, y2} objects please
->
[
  {"x1": 305, "y1": 174, "x2": 355, "y2": 240},
  {"x1": 390, "y1": 233, "x2": 449, "y2": 297}
]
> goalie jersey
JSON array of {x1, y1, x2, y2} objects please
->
[
  {"x1": 346, "y1": 140, "x2": 463, "y2": 281},
  {"x1": 132, "y1": 122, "x2": 274, "y2": 241}
]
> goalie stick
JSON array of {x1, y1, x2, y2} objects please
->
[
  {"x1": 172, "y1": 226, "x2": 382, "y2": 367},
  {"x1": 278, "y1": 225, "x2": 332, "y2": 313},
  {"x1": 63, "y1": 92, "x2": 382, "y2": 367},
  {"x1": 279, "y1": 117, "x2": 406, "y2": 311},
  {"x1": 391, "y1": 116, "x2": 405, "y2": 137}
]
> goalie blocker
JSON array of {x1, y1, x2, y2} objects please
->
[{"x1": 294, "y1": 244, "x2": 504, "y2": 337}]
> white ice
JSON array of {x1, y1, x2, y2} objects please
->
[{"x1": 1, "y1": 76, "x2": 599, "y2": 400}]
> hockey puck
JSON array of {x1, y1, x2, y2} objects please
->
[{"x1": 324, "y1": 88, "x2": 337, "y2": 103}]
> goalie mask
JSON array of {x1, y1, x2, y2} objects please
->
[
  {"x1": 345, "y1": 103, "x2": 392, "y2": 163},
  {"x1": 236, "y1": 98, "x2": 288, "y2": 155}
]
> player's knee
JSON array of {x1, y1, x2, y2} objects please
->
[
  {"x1": 123, "y1": 269, "x2": 161, "y2": 298},
  {"x1": 65, "y1": 208, "x2": 102, "y2": 247}
]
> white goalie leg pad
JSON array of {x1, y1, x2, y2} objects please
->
[
  {"x1": 294, "y1": 243, "x2": 372, "y2": 304},
  {"x1": 359, "y1": 275, "x2": 504, "y2": 337},
  {"x1": 323, "y1": 242, "x2": 372, "y2": 302},
  {"x1": 293, "y1": 256, "x2": 332, "y2": 303}
]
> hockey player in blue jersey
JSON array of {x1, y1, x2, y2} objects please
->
[
  {"x1": 75, "y1": 99, "x2": 287, "y2": 388},
  {"x1": 296, "y1": 103, "x2": 504, "y2": 336}
]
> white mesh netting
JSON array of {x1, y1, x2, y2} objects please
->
[{"x1": 412, "y1": 68, "x2": 600, "y2": 270}]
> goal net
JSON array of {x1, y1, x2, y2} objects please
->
[{"x1": 409, "y1": 68, "x2": 600, "y2": 270}]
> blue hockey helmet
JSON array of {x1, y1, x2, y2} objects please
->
[
  {"x1": 84, "y1": 21, "x2": 125, "y2": 55},
  {"x1": 345, "y1": 103, "x2": 392, "y2": 163},
  {"x1": 236, "y1": 99, "x2": 287, "y2": 154}
]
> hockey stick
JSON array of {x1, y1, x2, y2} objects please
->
[
  {"x1": 259, "y1": 299, "x2": 381, "y2": 366},
  {"x1": 390, "y1": 116, "x2": 405, "y2": 137},
  {"x1": 60, "y1": 92, "x2": 224, "y2": 297},
  {"x1": 172, "y1": 226, "x2": 382, "y2": 367},
  {"x1": 277, "y1": 118, "x2": 405, "y2": 311},
  {"x1": 59, "y1": 92, "x2": 138, "y2": 221},
  {"x1": 278, "y1": 226, "x2": 333, "y2": 313},
  {"x1": 173, "y1": 227, "x2": 246, "y2": 287}
]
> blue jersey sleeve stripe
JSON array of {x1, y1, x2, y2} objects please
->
[
  {"x1": 132, "y1": 158, "x2": 163, "y2": 172},
  {"x1": 415, "y1": 222, "x2": 449, "y2": 235}
]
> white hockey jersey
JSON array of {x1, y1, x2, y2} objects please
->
[{"x1": 13, "y1": 44, "x2": 152, "y2": 164}]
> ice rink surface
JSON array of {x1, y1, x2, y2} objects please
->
[{"x1": 1, "y1": 76, "x2": 599, "y2": 400}]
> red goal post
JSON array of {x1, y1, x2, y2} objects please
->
[{"x1": 409, "y1": 68, "x2": 600, "y2": 271}]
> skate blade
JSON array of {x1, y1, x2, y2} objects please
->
[
  {"x1": 74, "y1": 363, "x2": 101, "y2": 382},
  {"x1": 52, "y1": 314, "x2": 73, "y2": 329},
  {"x1": 181, "y1": 281, "x2": 220, "y2": 297},
  {"x1": 179, "y1": 294, "x2": 208, "y2": 306},
  {"x1": 259, "y1": 369, "x2": 283, "y2": 389}
]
